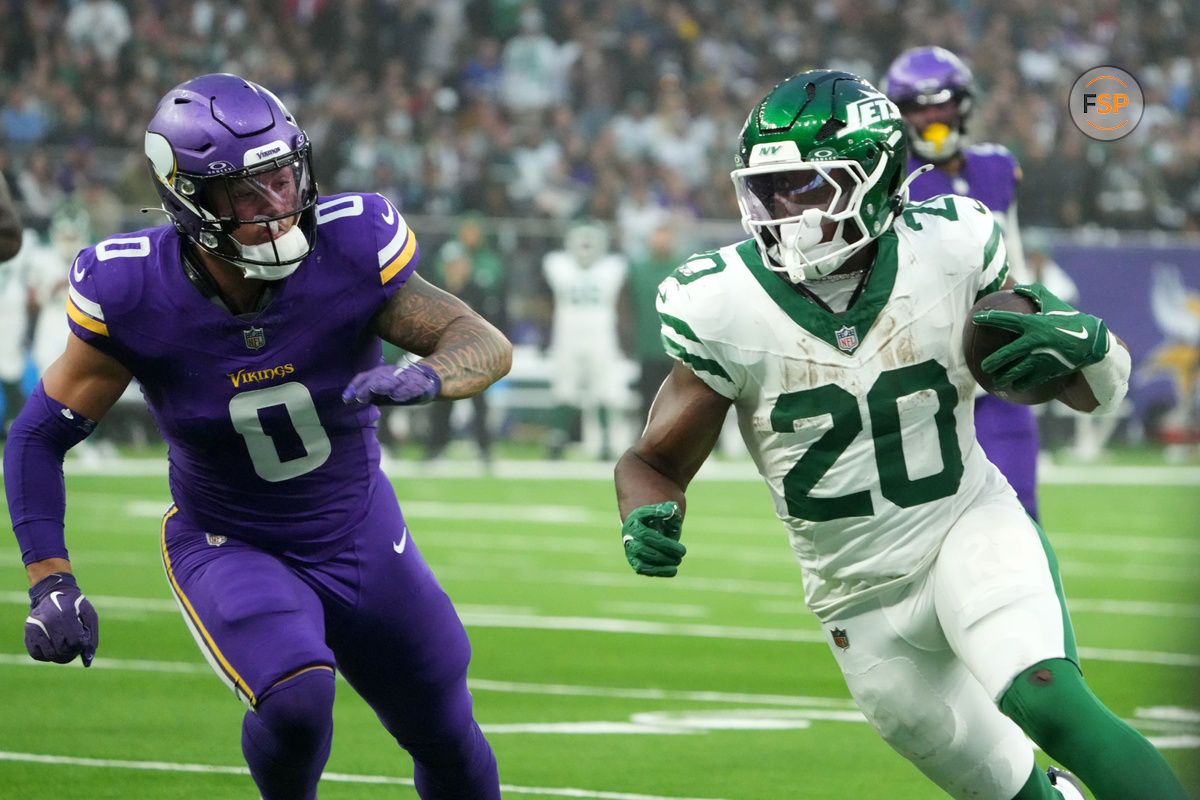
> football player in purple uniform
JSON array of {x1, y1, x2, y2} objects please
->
[
  {"x1": 883, "y1": 46, "x2": 1044, "y2": 520},
  {"x1": 4, "y1": 73, "x2": 510, "y2": 800}
]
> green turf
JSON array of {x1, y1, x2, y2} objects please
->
[{"x1": 1, "y1": 461, "x2": 1197, "y2": 798}]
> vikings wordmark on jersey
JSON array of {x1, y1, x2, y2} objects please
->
[{"x1": 65, "y1": 192, "x2": 418, "y2": 559}]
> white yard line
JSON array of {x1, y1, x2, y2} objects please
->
[
  {"x1": 0, "y1": 597, "x2": 1196, "y2": 667},
  {"x1": 0, "y1": 751, "x2": 728, "y2": 800}
]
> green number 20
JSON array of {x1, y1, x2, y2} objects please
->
[{"x1": 770, "y1": 360, "x2": 962, "y2": 521}]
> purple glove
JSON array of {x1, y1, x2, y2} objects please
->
[
  {"x1": 25, "y1": 572, "x2": 99, "y2": 667},
  {"x1": 342, "y1": 360, "x2": 442, "y2": 406}
]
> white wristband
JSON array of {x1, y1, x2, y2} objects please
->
[{"x1": 1079, "y1": 330, "x2": 1130, "y2": 415}]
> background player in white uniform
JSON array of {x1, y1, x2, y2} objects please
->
[
  {"x1": 28, "y1": 213, "x2": 89, "y2": 376},
  {"x1": 0, "y1": 232, "x2": 32, "y2": 434},
  {"x1": 543, "y1": 220, "x2": 631, "y2": 458},
  {"x1": 614, "y1": 70, "x2": 1186, "y2": 800},
  {"x1": 0, "y1": 169, "x2": 26, "y2": 433}
]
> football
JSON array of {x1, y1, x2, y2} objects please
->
[{"x1": 963, "y1": 290, "x2": 1070, "y2": 405}]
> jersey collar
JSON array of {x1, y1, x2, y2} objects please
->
[{"x1": 739, "y1": 231, "x2": 899, "y2": 355}]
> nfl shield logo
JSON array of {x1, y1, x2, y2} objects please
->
[
  {"x1": 834, "y1": 325, "x2": 859, "y2": 353},
  {"x1": 243, "y1": 327, "x2": 266, "y2": 350},
  {"x1": 205, "y1": 533, "x2": 227, "y2": 547},
  {"x1": 831, "y1": 627, "x2": 850, "y2": 649}
]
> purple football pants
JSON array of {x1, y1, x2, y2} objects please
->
[
  {"x1": 975, "y1": 393, "x2": 1040, "y2": 521},
  {"x1": 160, "y1": 476, "x2": 499, "y2": 799}
]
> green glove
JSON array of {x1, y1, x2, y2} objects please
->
[
  {"x1": 973, "y1": 282, "x2": 1109, "y2": 392},
  {"x1": 622, "y1": 501, "x2": 685, "y2": 577}
]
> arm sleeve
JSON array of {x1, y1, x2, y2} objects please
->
[
  {"x1": 4, "y1": 383, "x2": 97, "y2": 564},
  {"x1": 1001, "y1": 203, "x2": 1029, "y2": 284}
]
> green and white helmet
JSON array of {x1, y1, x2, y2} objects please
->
[{"x1": 731, "y1": 70, "x2": 910, "y2": 282}]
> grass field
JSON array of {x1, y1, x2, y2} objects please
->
[{"x1": 1, "y1": 452, "x2": 1198, "y2": 799}]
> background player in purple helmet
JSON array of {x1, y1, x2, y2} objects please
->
[
  {"x1": 883, "y1": 46, "x2": 1043, "y2": 520},
  {"x1": 4, "y1": 73, "x2": 511, "y2": 800}
]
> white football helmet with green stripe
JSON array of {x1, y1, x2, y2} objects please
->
[{"x1": 731, "y1": 70, "x2": 910, "y2": 283}]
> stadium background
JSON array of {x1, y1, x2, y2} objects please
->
[
  {"x1": 1, "y1": 0, "x2": 1199, "y2": 456},
  {"x1": 0, "y1": 2, "x2": 1198, "y2": 798}
]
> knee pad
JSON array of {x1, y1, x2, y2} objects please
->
[
  {"x1": 851, "y1": 657, "x2": 958, "y2": 760},
  {"x1": 251, "y1": 666, "x2": 336, "y2": 754}
]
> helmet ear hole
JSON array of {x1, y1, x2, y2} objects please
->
[{"x1": 815, "y1": 118, "x2": 845, "y2": 141}]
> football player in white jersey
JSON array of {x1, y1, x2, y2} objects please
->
[
  {"x1": 543, "y1": 220, "x2": 631, "y2": 458},
  {"x1": 614, "y1": 70, "x2": 1185, "y2": 800}
]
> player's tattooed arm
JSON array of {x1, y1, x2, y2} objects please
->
[{"x1": 370, "y1": 273, "x2": 512, "y2": 399}]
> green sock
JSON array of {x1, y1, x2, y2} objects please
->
[{"x1": 999, "y1": 658, "x2": 1189, "y2": 800}]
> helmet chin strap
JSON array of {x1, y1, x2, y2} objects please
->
[{"x1": 234, "y1": 224, "x2": 309, "y2": 280}]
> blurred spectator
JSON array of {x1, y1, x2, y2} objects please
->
[
  {"x1": 606, "y1": 91, "x2": 657, "y2": 164},
  {"x1": 458, "y1": 36, "x2": 504, "y2": 104},
  {"x1": 624, "y1": 223, "x2": 683, "y2": 423},
  {"x1": 426, "y1": 214, "x2": 507, "y2": 463},
  {"x1": 64, "y1": 0, "x2": 132, "y2": 68},
  {"x1": 508, "y1": 117, "x2": 564, "y2": 210},
  {"x1": 614, "y1": 167, "x2": 668, "y2": 261},
  {"x1": 0, "y1": 169, "x2": 22, "y2": 261},
  {"x1": 499, "y1": 3, "x2": 575, "y2": 117},
  {"x1": 24, "y1": 212, "x2": 89, "y2": 377},
  {"x1": 0, "y1": 230, "x2": 32, "y2": 436},
  {"x1": 1, "y1": 86, "x2": 51, "y2": 145}
]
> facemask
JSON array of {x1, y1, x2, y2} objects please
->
[
  {"x1": 774, "y1": 208, "x2": 859, "y2": 282},
  {"x1": 912, "y1": 122, "x2": 961, "y2": 162}
]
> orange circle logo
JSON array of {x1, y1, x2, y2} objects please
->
[{"x1": 1068, "y1": 66, "x2": 1144, "y2": 141}]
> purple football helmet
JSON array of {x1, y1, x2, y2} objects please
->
[
  {"x1": 881, "y1": 46, "x2": 975, "y2": 163},
  {"x1": 144, "y1": 73, "x2": 319, "y2": 279}
]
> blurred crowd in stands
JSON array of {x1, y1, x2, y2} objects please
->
[{"x1": 2, "y1": 0, "x2": 1199, "y2": 241}]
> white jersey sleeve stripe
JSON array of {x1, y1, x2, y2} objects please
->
[
  {"x1": 68, "y1": 284, "x2": 104, "y2": 321},
  {"x1": 376, "y1": 202, "x2": 409, "y2": 269}
]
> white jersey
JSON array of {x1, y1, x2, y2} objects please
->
[
  {"x1": 658, "y1": 194, "x2": 1015, "y2": 620},
  {"x1": 0, "y1": 231, "x2": 34, "y2": 381},
  {"x1": 543, "y1": 250, "x2": 627, "y2": 353}
]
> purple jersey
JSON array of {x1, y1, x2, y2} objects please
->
[
  {"x1": 65, "y1": 192, "x2": 419, "y2": 559},
  {"x1": 906, "y1": 144, "x2": 1039, "y2": 519},
  {"x1": 906, "y1": 144, "x2": 1021, "y2": 215}
]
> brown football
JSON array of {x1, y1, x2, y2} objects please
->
[{"x1": 963, "y1": 290, "x2": 1070, "y2": 405}]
